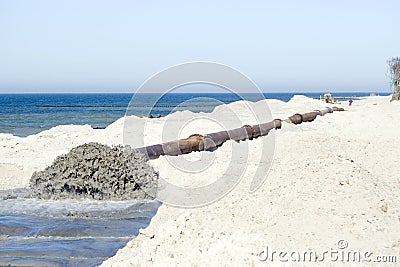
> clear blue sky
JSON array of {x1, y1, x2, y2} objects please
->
[{"x1": 0, "y1": 0, "x2": 398, "y2": 93}]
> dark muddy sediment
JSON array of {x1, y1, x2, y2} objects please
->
[
  {"x1": 29, "y1": 142, "x2": 159, "y2": 200},
  {"x1": 0, "y1": 143, "x2": 160, "y2": 266}
]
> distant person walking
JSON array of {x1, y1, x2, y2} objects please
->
[{"x1": 349, "y1": 98, "x2": 353, "y2": 106}]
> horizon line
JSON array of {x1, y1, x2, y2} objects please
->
[{"x1": 0, "y1": 91, "x2": 392, "y2": 95}]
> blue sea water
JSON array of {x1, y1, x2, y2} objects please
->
[{"x1": 0, "y1": 92, "x2": 387, "y2": 137}]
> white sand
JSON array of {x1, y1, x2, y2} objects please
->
[{"x1": 1, "y1": 96, "x2": 399, "y2": 265}]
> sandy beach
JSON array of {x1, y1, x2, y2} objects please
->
[{"x1": 1, "y1": 95, "x2": 399, "y2": 265}]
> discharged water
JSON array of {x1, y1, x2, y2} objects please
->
[{"x1": 0, "y1": 191, "x2": 161, "y2": 266}]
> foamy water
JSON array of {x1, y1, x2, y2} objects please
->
[{"x1": 0, "y1": 194, "x2": 161, "y2": 266}]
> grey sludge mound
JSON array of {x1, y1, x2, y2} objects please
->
[{"x1": 29, "y1": 142, "x2": 159, "y2": 200}]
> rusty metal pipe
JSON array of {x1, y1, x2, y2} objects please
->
[
  {"x1": 135, "y1": 107, "x2": 344, "y2": 159},
  {"x1": 319, "y1": 107, "x2": 333, "y2": 116},
  {"x1": 301, "y1": 111, "x2": 319, "y2": 122}
]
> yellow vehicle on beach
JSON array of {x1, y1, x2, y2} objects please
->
[{"x1": 320, "y1": 93, "x2": 341, "y2": 104}]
